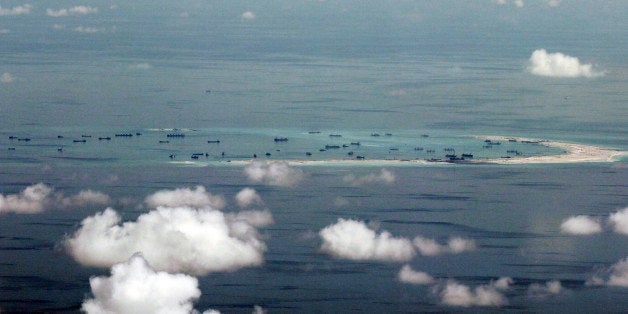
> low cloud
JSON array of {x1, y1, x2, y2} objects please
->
[
  {"x1": 82, "y1": 254, "x2": 208, "y2": 314},
  {"x1": 1, "y1": 72, "x2": 15, "y2": 83},
  {"x1": 609, "y1": 207, "x2": 628, "y2": 235},
  {"x1": 0, "y1": 183, "x2": 110, "y2": 214},
  {"x1": 432, "y1": 279, "x2": 510, "y2": 307},
  {"x1": 59, "y1": 190, "x2": 112, "y2": 208},
  {"x1": 244, "y1": 161, "x2": 303, "y2": 187},
  {"x1": 560, "y1": 215, "x2": 602, "y2": 235},
  {"x1": 527, "y1": 280, "x2": 563, "y2": 298},
  {"x1": 319, "y1": 219, "x2": 415, "y2": 262},
  {"x1": 241, "y1": 11, "x2": 256, "y2": 20},
  {"x1": 587, "y1": 257, "x2": 628, "y2": 287},
  {"x1": 47, "y1": 6, "x2": 98, "y2": 17},
  {"x1": 319, "y1": 219, "x2": 476, "y2": 261},
  {"x1": 0, "y1": 4, "x2": 31, "y2": 16},
  {"x1": 69, "y1": 6, "x2": 97, "y2": 15},
  {"x1": 343, "y1": 169, "x2": 396, "y2": 186},
  {"x1": 46, "y1": 9, "x2": 66, "y2": 17},
  {"x1": 0, "y1": 183, "x2": 53, "y2": 214},
  {"x1": 74, "y1": 26, "x2": 105, "y2": 33},
  {"x1": 492, "y1": 277, "x2": 514, "y2": 290},
  {"x1": 607, "y1": 258, "x2": 628, "y2": 287},
  {"x1": 493, "y1": 0, "x2": 523, "y2": 7},
  {"x1": 398, "y1": 264, "x2": 435, "y2": 285},
  {"x1": 547, "y1": 0, "x2": 561, "y2": 7},
  {"x1": 65, "y1": 205, "x2": 272, "y2": 275},
  {"x1": 235, "y1": 188, "x2": 263, "y2": 207},
  {"x1": 527, "y1": 49, "x2": 604, "y2": 78},
  {"x1": 413, "y1": 236, "x2": 476, "y2": 256},
  {"x1": 145, "y1": 186, "x2": 226, "y2": 209},
  {"x1": 560, "y1": 207, "x2": 628, "y2": 235}
]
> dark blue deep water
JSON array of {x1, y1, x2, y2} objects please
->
[{"x1": 0, "y1": 1, "x2": 626, "y2": 312}]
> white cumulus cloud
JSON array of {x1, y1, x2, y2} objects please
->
[
  {"x1": 227, "y1": 209, "x2": 274, "y2": 228},
  {"x1": 528, "y1": 280, "x2": 563, "y2": 298},
  {"x1": 46, "y1": 8, "x2": 68, "y2": 17},
  {"x1": 319, "y1": 218, "x2": 415, "y2": 262},
  {"x1": 433, "y1": 279, "x2": 509, "y2": 307},
  {"x1": 0, "y1": 183, "x2": 53, "y2": 214},
  {"x1": 1, "y1": 72, "x2": 15, "y2": 83},
  {"x1": 65, "y1": 205, "x2": 272, "y2": 275},
  {"x1": 59, "y1": 190, "x2": 112, "y2": 208},
  {"x1": 47, "y1": 6, "x2": 98, "y2": 17},
  {"x1": 145, "y1": 186, "x2": 226, "y2": 209},
  {"x1": 547, "y1": 0, "x2": 561, "y2": 7},
  {"x1": 244, "y1": 161, "x2": 303, "y2": 187},
  {"x1": 252, "y1": 305, "x2": 266, "y2": 314},
  {"x1": 527, "y1": 49, "x2": 604, "y2": 78},
  {"x1": 343, "y1": 169, "x2": 396, "y2": 186},
  {"x1": 560, "y1": 215, "x2": 602, "y2": 235},
  {"x1": 235, "y1": 188, "x2": 263, "y2": 207},
  {"x1": 609, "y1": 207, "x2": 628, "y2": 235},
  {"x1": 559, "y1": 208, "x2": 628, "y2": 235},
  {"x1": 0, "y1": 4, "x2": 31, "y2": 16},
  {"x1": 82, "y1": 254, "x2": 209, "y2": 314},
  {"x1": 607, "y1": 258, "x2": 628, "y2": 287},
  {"x1": 398, "y1": 264, "x2": 435, "y2": 285},
  {"x1": 492, "y1": 277, "x2": 514, "y2": 290},
  {"x1": 587, "y1": 257, "x2": 628, "y2": 287},
  {"x1": 413, "y1": 236, "x2": 476, "y2": 256},
  {"x1": 73, "y1": 26, "x2": 104, "y2": 33},
  {"x1": 0, "y1": 183, "x2": 110, "y2": 214},
  {"x1": 492, "y1": 0, "x2": 523, "y2": 7},
  {"x1": 241, "y1": 11, "x2": 256, "y2": 20},
  {"x1": 70, "y1": 5, "x2": 97, "y2": 15}
]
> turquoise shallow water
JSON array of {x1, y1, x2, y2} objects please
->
[
  {"x1": 0, "y1": 2, "x2": 626, "y2": 312},
  {"x1": 0, "y1": 51, "x2": 625, "y2": 311},
  {"x1": 0, "y1": 126, "x2": 626, "y2": 313},
  {"x1": 1, "y1": 58, "x2": 626, "y2": 312},
  {"x1": 0, "y1": 127, "x2": 580, "y2": 168}
]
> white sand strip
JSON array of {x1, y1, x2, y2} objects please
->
[
  {"x1": 200, "y1": 136, "x2": 625, "y2": 166},
  {"x1": 473, "y1": 136, "x2": 625, "y2": 164}
]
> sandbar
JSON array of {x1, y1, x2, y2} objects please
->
[
  {"x1": 473, "y1": 136, "x2": 625, "y2": 165},
  {"x1": 191, "y1": 136, "x2": 625, "y2": 167}
]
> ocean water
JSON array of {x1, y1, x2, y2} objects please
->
[
  {"x1": 0, "y1": 2, "x2": 626, "y2": 313},
  {"x1": 1, "y1": 161, "x2": 627, "y2": 312}
]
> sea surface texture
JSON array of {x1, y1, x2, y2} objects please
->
[{"x1": 0, "y1": 1, "x2": 626, "y2": 313}]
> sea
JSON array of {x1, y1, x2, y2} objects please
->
[{"x1": 0, "y1": 2, "x2": 626, "y2": 313}]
